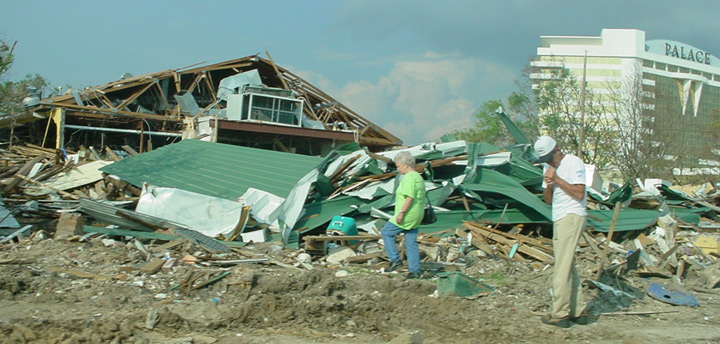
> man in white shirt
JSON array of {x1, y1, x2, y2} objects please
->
[{"x1": 534, "y1": 136, "x2": 589, "y2": 328}]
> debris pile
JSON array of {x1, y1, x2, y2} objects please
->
[
  {"x1": 2, "y1": 134, "x2": 719, "y2": 295},
  {"x1": 1, "y1": 132, "x2": 720, "y2": 341}
]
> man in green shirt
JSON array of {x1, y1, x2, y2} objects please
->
[{"x1": 381, "y1": 151, "x2": 425, "y2": 279}]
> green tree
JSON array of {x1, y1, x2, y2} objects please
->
[
  {"x1": 530, "y1": 66, "x2": 615, "y2": 168},
  {"x1": 0, "y1": 39, "x2": 15, "y2": 77},
  {"x1": 452, "y1": 95, "x2": 539, "y2": 146},
  {"x1": 0, "y1": 38, "x2": 50, "y2": 144},
  {"x1": 453, "y1": 99, "x2": 507, "y2": 145}
]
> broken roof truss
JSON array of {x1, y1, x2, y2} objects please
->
[{"x1": 28, "y1": 53, "x2": 401, "y2": 153}]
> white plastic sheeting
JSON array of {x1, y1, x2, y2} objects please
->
[
  {"x1": 322, "y1": 149, "x2": 376, "y2": 180},
  {"x1": 238, "y1": 188, "x2": 284, "y2": 226},
  {"x1": 136, "y1": 184, "x2": 245, "y2": 238},
  {"x1": 280, "y1": 168, "x2": 320, "y2": 242}
]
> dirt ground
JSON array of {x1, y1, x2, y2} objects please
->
[{"x1": 1, "y1": 235, "x2": 719, "y2": 344}]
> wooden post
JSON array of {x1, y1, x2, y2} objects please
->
[
  {"x1": 595, "y1": 201, "x2": 622, "y2": 280},
  {"x1": 577, "y1": 51, "x2": 587, "y2": 159}
]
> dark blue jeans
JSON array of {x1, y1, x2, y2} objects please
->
[{"x1": 381, "y1": 222, "x2": 419, "y2": 273}]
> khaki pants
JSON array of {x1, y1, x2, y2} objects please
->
[{"x1": 551, "y1": 213, "x2": 586, "y2": 318}]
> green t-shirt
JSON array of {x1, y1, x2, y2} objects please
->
[{"x1": 390, "y1": 170, "x2": 426, "y2": 230}]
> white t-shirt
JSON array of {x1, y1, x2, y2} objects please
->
[{"x1": 543, "y1": 154, "x2": 587, "y2": 221}]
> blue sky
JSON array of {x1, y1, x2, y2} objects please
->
[{"x1": 1, "y1": 1, "x2": 718, "y2": 145}]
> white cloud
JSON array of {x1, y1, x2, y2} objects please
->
[
  {"x1": 294, "y1": 52, "x2": 517, "y2": 145},
  {"x1": 291, "y1": 67, "x2": 337, "y2": 92},
  {"x1": 334, "y1": 53, "x2": 516, "y2": 145}
]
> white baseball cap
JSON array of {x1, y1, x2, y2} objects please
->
[{"x1": 534, "y1": 136, "x2": 556, "y2": 163}]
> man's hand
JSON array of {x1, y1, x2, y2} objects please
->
[{"x1": 544, "y1": 166, "x2": 556, "y2": 186}]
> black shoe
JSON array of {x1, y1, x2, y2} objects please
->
[
  {"x1": 404, "y1": 272, "x2": 420, "y2": 279},
  {"x1": 387, "y1": 260, "x2": 403, "y2": 272},
  {"x1": 540, "y1": 315, "x2": 573, "y2": 328},
  {"x1": 571, "y1": 313, "x2": 599, "y2": 325}
]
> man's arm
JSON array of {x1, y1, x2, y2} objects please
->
[
  {"x1": 543, "y1": 183, "x2": 554, "y2": 204},
  {"x1": 554, "y1": 178, "x2": 585, "y2": 201}
]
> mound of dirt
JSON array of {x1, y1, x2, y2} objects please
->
[{"x1": 1, "y1": 236, "x2": 720, "y2": 344}]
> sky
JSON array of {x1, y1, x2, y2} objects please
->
[{"x1": 1, "y1": 1, "x2": 719, "y2": 145}]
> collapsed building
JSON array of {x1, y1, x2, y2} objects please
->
[
  {"x1": 16, "y1": 53, "x2": 401, "y2": 156},
  {"x1": 1, "y1": 53, "x2": 720, "y2": 317}
]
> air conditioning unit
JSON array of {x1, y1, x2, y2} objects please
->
[{"x1": 225, "y1": 87, "x2": 303, "y2": 126}]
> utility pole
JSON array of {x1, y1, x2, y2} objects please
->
[{"x1": 578, "y1": 51, "x2": 587, "y2": 159}]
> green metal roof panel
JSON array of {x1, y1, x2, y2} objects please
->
[
  {"x1": 101, "y1": 140, "x2": 322, "y2": 200},
  {"x1": 587, "y1": 209, "x2": 660, "y2": 232},
  {"x1": 462, "y1": 168, "x2": 551, "y2": 220},
  {"x1": 293, "y1": 195, "x2": 366, "y2": 233}
]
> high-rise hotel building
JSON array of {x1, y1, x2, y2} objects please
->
[{"x1": 530, "y1": 29, "x2": 719, "y2": 170}]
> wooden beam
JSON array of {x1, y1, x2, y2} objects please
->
[
  {"x1": 2, "y1": 155, "x2": 44, "y2": 194},
  {"x1": 15, "y1": 174, "x2": 81, "y2": 200},
  {"x1": 596, "y1": 202, "x2": 622, "y2": 280},
  {"x1": 186, "y1": 73, "x2": 205, "y2": 93},
  {"x1": 41, "y1": 103, "x2": 182, "y2": 122},
  {"x1": 302, "y1": 235, "x2": 380, "y2": 241},
  {"x1": 91, "y1": 89, "x2": 114, "y2": 108},
  {"x1": 154, "y1": 82, "x2": 172, "y2": 113},
  {"x1": 265, "y1": 51, "x2": 289, "y2": 90},
  {"x1": 464, "y1": 223, "x2": 554, "y2": 263},
  {"x1": 121, "y1": 145, "x2": 139, "y2": 157},
  {"x1": 104, "y1": 146, "x2": 121, "y2": 161},
  {"x1": 203, "y1": 75, "x2": 217, "y2": 102},
  {"x1": 116, "y1": 81, "x2": 156, "y2": 111},
  {"x1": 173, "y1": 72, "x2": 181, "y2": 93}
]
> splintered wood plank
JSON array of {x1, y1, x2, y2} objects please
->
[
  {"x1": 3, "y1": 155, "x2": 44, "y2": 193},
  {"x1": 140, "y1": 259, "x2": 166, "y2": 275},
  {"x1": 105, "y1": 146, "x2": 121, "y2": 161},
  {"x1": 345, "y1": 252, "x2": 383, "y2": 264},
  {"x1": 465, "y1": 224, "x2": 554, "y2": 263},
  {"x1": 455, "y1": 228, "x2": 495, "y2": 257},
  {"x1": 266, "y1": 50, "x2": 289, "y2": 90},
  {"x1": 121, "y1": 145, "x2": 139, "y2": 157}
]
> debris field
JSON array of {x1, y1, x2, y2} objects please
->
[{"x1": 1, "y1": 55, "x2": 720, "y2": 343}]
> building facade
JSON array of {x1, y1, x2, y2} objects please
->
[{"x1": 531, "y1": 29, "x2": 720, "y2": 172}]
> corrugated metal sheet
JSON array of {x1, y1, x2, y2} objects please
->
[
  {"x1": 294, "y1": 196, "x2": 366, "y2": 234},
  {"x1": 101, "y1": 140, "x2": 322, "y2": 200},
  {"x1": 587, "y1": 209, "x2": 660, "y2": 232}
]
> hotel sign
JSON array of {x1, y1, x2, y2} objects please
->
[
  {"x1": 665, "y1": 43, "x2": 710, "y2": 65},
  {"x1": 646, "y1": 40, "x2": 714, "y2": 66}
]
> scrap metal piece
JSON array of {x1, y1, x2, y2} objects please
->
[
  {"x1": 647, "y1": 282, "x2": 700, "y2": 307},
  {"x1": 173, "y1": 227, "x2": 232, "y2": 253}
]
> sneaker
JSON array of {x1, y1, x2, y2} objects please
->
[
  {"x1": 404, "y1": 272, "x2": 420, "y2": 279},
  {"x1": 387, "y1": 260, "x2": 403, "y2": 272},
  {"x1": 540, "y1": 315, "x2": 573, "y2": 328}
]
